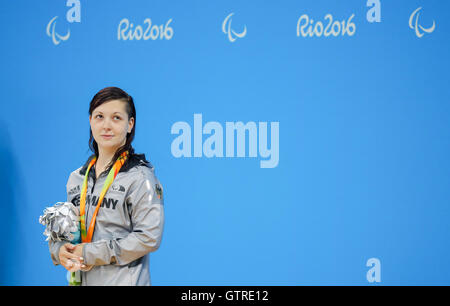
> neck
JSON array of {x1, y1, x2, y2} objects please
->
[
  {"x1": 96, "y1": 138, "x2": 127, "y2": 167},
  {"x1": 96, "y1": 147, "x2": 116, "y2": 169}
]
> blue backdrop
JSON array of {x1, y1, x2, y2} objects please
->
[{"x1": 1, "y1": 0, "x2": 449, "y2": 285}]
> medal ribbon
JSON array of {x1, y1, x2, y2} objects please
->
[{"x1": 79, "y1": 151, "x2": 129, "y2": 243}]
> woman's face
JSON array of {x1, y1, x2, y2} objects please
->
[{"x1": 89, "y1": 99, "x2": 134, "y2": 152}]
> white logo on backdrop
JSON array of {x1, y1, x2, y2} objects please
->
[
  {"x1": 222, "y1": 13, "x2": 247, "y2": 42},
  {"x1": 297, "y1": 13, "x2": 356, "y2": 38},
  {"x1": 117, "y1": 18, "x2": 174, "y2": 40},
  {"x1": 46, "y1": 16, "x2": 71, "y2": 45},
  {"x1": 46, "y1": 0, "x2": 81, "y2": 45},
  {"x1": 409, "y1": 7, "x2": 435, "y2": 38}
]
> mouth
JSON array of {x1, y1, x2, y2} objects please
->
[{"x1": 101, "y1": 135, "x2": 114, "y2": 139}]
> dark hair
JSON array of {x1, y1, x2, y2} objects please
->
[{"x1": 88, "y1": 86, "x2": 136, "y2": 172}]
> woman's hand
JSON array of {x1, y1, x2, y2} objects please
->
[
  {"x1": 72, "y1": 243, "x2": 94, "y2": 271},
  {"x1": 59, "y1": 243, "x2": 83, "y2": 272}
]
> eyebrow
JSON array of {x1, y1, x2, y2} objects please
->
[{"x1": 94, "y1": 111, "x2": 124, "y2": 115}]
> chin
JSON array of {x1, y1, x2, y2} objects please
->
[{"x1": 97, "y1": 140, "x2": 118, "y2": 148}]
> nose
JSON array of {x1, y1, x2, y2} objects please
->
[{"x1": 101, "y1": 117, "x2": 113, "y2": 130}]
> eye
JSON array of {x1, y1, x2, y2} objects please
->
[
  {"x1": 95, "y1": 114, "x2": 103, "y2": 119},
  {"x1": 114, "y1": 116, "x2": 121, "y2": 120}
]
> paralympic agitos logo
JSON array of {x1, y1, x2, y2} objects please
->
[
  {"x1": 46, "y1": 0, "x2": 81, "y2": 45},
  {"x1": 409, "y1": 7, "x2": 436, "y2": 38},
  {"x1": 222, "y1": 13, "x2": 247, "y2": 42}
]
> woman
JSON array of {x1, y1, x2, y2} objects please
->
[{"x1": 48, "y1": 87, "x2": 165, "y2": 285}]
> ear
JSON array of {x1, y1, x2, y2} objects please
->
[{"x1": 128, "y1": 117, "x2": 135, "y2": 133}]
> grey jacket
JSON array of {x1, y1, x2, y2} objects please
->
[{"x1": 48, "y1": 153, "x2": 164, "y2": 286}]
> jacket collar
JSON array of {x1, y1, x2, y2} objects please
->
[{"x1": 79, "y1": 153, "x2": 152, "y2": 176}]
